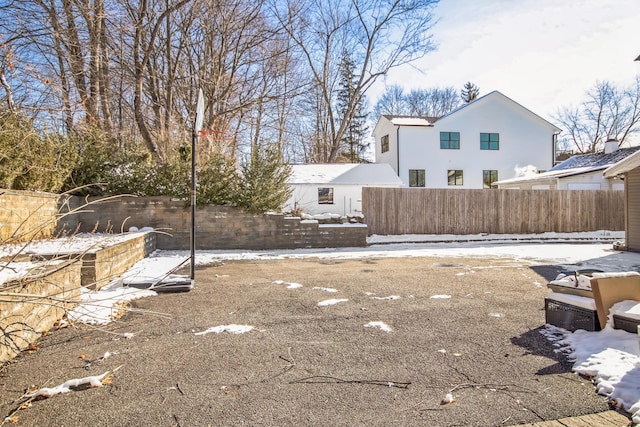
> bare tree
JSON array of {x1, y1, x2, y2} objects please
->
[
  {"x1": 405, "y1": 87, "x2": 460, "y2": 117},
  {"x1": 373, "y1": 85, "x2": 460, "y2": 118},
  {"x1": 273, "y1": 0, "x2": 438, "y2": 163},
  {"x1": 372, "y1": 85, "x2": 407, "y2": 117},
  {"x1": 554, "y1": 78, "x2": 640, "y2": 153},
  {"x1": 0, "y1": 44, "x2": 15, "y2": 112}
]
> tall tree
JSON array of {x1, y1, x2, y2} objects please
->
[
  {"x1": 460, "y1": 81, "x2": 479, "y2": 103},
  {"x1": 554, "y1": 78, "x2": 640, "y2": 153},
  {"x1": 273, "y1": 0, "x2": 438, "y2": 163},
  {"x1": 337, "y1": 50, "x2": 369, "y2": 162}
]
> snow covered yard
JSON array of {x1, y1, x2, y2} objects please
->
[{"x1": 1, "y1": 238, "x2": 638, "y2": 426}]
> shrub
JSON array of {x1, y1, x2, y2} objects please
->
[
  {"x1": 0, "y1": 111, "x2": 77, "y2": 192},
  {"x1": 237, "y1": 143, "x2": 292, "y2": 213}
]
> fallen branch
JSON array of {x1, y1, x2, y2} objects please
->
[
  {"x1": 2, "y1": 366, "x2": 123, "y2": 425},
  {"x1": 290, "y1": 375, "x2": 411, "y2": 389},
  {"x1": 24, "y1": 365, "x2": 123, "y2": 399},
  {"x1": 448, "y1": 382, "x2": 536, "y2": 394}
]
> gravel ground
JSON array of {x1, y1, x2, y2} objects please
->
[{"x1": 0, "y1": 256, "x2": 619, "y2": 426}]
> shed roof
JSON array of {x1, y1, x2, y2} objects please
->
[
  {"x1": 604, "y1": 147, "x2": 640, "y2": 177},
  {"x1": 495, "y1": 146, "x2": 640, "y2": 185},
  {"x1": 288, "y1": 163, "x2": 402, "y2": 186},
  {"x1": 494, "y1": 166, "x2": 603, "y2": 186},
  {"x1": 550, "y1": 146, "x2": 640, "y2": 171}
]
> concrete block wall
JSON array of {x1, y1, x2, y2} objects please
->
[
  {"x1": 0, "y1": 260, "x2": 81, "y2": 363},
  {"x1": 0, "y1": 189, "x2": 60, "y2": 243},
  {"x1": 58, "y1": 196, "x2": 367, "y2": 250},
  {"x1": 82, "y1": 233, "x2": 156, "y2": 289}
]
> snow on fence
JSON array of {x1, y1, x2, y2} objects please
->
[{"x1": 362, "y1": 188, "x2": 624, "y2": 235}]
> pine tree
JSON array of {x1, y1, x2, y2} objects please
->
[
  {"x1": 461, "y1": 82, "x2": 480, "y2": 103},
  {"x1": 336, "y1": 50, "x2": 369, "y2": 163},
  {"x1": 238, "y1": 142, "x2": 292, "y2": 213}
]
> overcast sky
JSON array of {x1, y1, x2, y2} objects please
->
[{"x1": 372, "y1": 0, "x2": 640, "y2": 122}]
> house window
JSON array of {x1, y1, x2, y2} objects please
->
[
  {"x1": 483, "y1": 170, "x2": 498, "y2": 188},
  {"x1": 447, "y1": 170, "x2": 463, "y2": 186},
  {"x1": 381, "y1": 134, "x2": 389, "y2": 153},
  {"x1": 318, "y1": 187, "x2": 334, "y2": 204},
  {"x1": 480, "y1": 133, "x2": 499, "y2": 150},
  {"x1": 409, "y1": 169, "x2": 425, "y2": 187},
  {"x1": 440, "y1": 132, "x2": 460, "y2": 149}
]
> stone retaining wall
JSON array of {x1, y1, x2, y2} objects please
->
[
  {"x1": 57, "y1": 196, "x2": 367, "y2": 250},
  {"x1": 0, "y1": 261, "x2": 81, "y2": 363},
  {"x1": 84, "y1": 233, "x2": 156, "y2": 289},
  {"x1": 0, "y1": 189, "x2": 60, "y2": 243}
]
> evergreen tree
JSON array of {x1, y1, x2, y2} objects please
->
[
  {"x1": 238, "y1": 142, "x2": 292, "y2": 213},
  {"x1": 336, "y1": 50, "x2": 370, "y2": 163},
  {"x1": 461, "y1": 82, "x2": 480, "y2": 103}
]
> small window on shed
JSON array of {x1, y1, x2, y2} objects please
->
[
  {"x1": 381, "y1": 134, "x2": 390, "y2": 153},
  {"x1": 318, "y1": 187, "x2": 334, "y2": 204}
]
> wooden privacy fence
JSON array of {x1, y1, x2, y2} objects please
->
[{"x1": 362, "y1": 188, "x2": 624, "y2": 236}]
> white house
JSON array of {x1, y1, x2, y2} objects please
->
[
  {"x1": 494, "y1": 142, "x2": 640, "y2": 190},
  {"x1": 284, "y1": 163, "x2": 402, "y2": 216},
  {"x1": 372, "y1": 91, "x2": 561, "y2": 188}
]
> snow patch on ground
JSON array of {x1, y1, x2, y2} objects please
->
[
  {"x1": 317, "y1": 298, "x2": 348, "y2": 307},
  {"x1": 371, "y1": 295, "x2": 400, "y2": 300},
  {"x1": 312, "y1": 286, "x2": 338, "y2": 293},
  {"x1": 364, "y1": 321, "x2": 393, "y2": 332},
  {"x1": 273, "y1": 280, "x2": 303, "y2": 289},
  {"x1": 430, "y1": 295, "x2": 452, "y2": 299},
  {"x1": 67, "y1": 286, "x2": 156, "y2": 325},
  {"x1": 195, "y1": 325, "x2": 254, "y2": 335},
  {"x1": 543, "y1": 325, "x2": 640, "y2": 424}
]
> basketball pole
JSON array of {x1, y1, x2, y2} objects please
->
[{"x1": 191, "y1": 89, "x2": 204, "y2": 283}]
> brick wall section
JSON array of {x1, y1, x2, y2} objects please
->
[
  {"x1": 0, "y1": 189, "x2": 60, "y2": 243},
  {"x1": 58, "y1": 196, "x2": 367, "y2": 250},
  {"x1": 0, "y1": 261, "x2": 81, "y2": 363}
]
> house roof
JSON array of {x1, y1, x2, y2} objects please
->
[
  {"x1": 437, "y1": 91, "x2": 561, "y2": 133},
  {"x1": 550, "y1": 146, "x2": 640, "y2": 172},
  {"x1": 604, "y1": 147, "x2": 640, "y2": 177},
  {"x1": 288, "y1": 163, "x2": 403, "y2": 186},
  {"x1": 374, "y1": 91, "x2": 560, "y2": 135},
  {"x1": 384, "y1": 115, "x2": 436, "y2": 126},
  {"x1": 495, "y1": 146, "x2": 640, "y2": 185}
]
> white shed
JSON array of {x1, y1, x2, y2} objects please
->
[{"x1": 285, "y1": 163, "x2": 403, "y2": 217}]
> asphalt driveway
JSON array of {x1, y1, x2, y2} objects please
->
[{"x1": 0, "y1": 256, "x2": 618, "y2": 426}]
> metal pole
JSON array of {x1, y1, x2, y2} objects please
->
[
  {"x1": 190, "y1": 128, "x2": 196, "y2": 281},
  {"x1": 191, "y1": 89, "x2": 204, "y2": 284}
]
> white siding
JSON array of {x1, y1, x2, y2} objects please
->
[
  {"x1": 566, "y1": 183, "x2": 602, "y2": 190},
  {"x1": 286, "y1": 183, "x2": 398, "y2": 216},
  {"x1": 499, "y1": 170, "x2": 624, "y2": 191},
  {"x1": 373, "y1": 120, "x2": 403, "y2": 176},
  {"x1": 374, "y1": 92, "x2": 557, "y2": 189},
  {"x1": 557, "y1": 172, "x2": 605, "y2": 190}
]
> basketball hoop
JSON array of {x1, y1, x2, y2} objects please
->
[{"x1": 198, "y1": 129, "x2": 233, "y2": 140}]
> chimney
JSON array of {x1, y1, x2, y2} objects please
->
[{"x1": 604, "y1": 138, "x2": 619, "y2": 154}]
